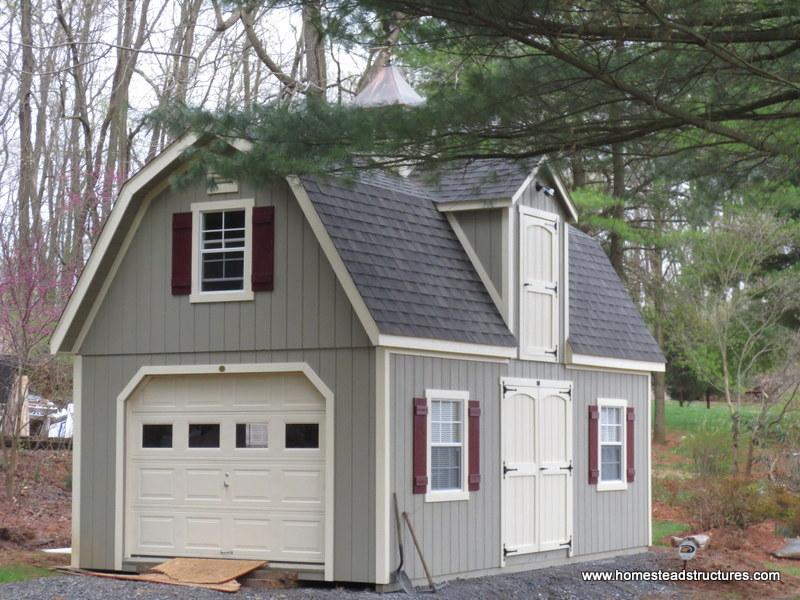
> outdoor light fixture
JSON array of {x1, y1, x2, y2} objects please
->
[{"x1": 535, "y1": 182, "x2": 555, "y2": 196}]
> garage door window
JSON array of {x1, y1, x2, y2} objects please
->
[
  {"x1": 285, "y1": 423, "x2": 319, "y2": 449},
  {"x1": 142, "y1": 424, "x2": 172, "y2": 448},
  {"x1": 188, "y1": 423, "x2": 220, "y2": 448},
  {"x1": 236, "y1": 423, "x2": 269, "y2": 448}
]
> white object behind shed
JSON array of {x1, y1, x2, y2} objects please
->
[{"x1": 353, "y1": 64, "x2": 425, "y2": 107}]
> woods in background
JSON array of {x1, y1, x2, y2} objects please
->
[{"x1": 1, "y1": 1, "x2": 800, "y2": 483}]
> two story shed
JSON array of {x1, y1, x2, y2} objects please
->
[{"x1": 51, "y1": 133, "x2": 664, "y2": 587}]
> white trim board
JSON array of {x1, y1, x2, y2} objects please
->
[
  {"x1": 374, "y1": 348, "x2": 391, "y2": 584},
  {"x1": 436, "y1": 198, "x2": 512, "y2": 212},
  {"x1": 377, "y1": 334, "x2": 516, "y2": 359},
  {"x1": 113, "y1": 362, "x2": 335, "y2": 581},
  {"x1": 569, "y1": 352, "x2": 665, "y2": 373},
  {"x1": 70, "y1": 356, "x2": 82, "y2": 568}
]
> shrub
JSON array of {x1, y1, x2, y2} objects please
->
[
  {"x1": 682, "y1": 430, "x2": 733, "y2": 478},
  {"x1": 688, "y1": 476, "x2": 775, "y2": 530}
]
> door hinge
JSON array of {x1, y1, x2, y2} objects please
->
[
  {"x1": 545, "y1": 346, "x2": 558, "y2": 357},
  {"x1": 560, "y1": 462, "x2": 573, "y2": 473},
  {"x1": 503, "y1": 545, "x2": 518, "y2": 558},
  {"x1": 503, "y1": 462, "x2": 519, "y2": 477},
  {"x1": 559, "y1": 387, "x2": 572, "y2": 397},
  {"x1": 560, "y1": 536, "x2": 573, "y2": 552},
  {"x1": 545, "y1": 283, "x2": 558, "y2": 294},
  {"x1": 503, "y1": 383, "x2": 517, "y2": 395}
]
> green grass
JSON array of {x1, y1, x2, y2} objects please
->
[
  {"x1": 764, "y1": 561, "x2": 800, "y2": 578},
  {"x1": 0, "y1": 565, "x2": 54, "y2": 584},
  {"x1": 652, "y1": 519, "x2": 691, "y2": 546},
  {"x1": 662, "y1": 399, "x2": 738, "y2": 434}
]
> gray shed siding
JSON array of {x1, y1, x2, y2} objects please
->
[
  {"x1": 453, "y1": 209, "x2": 504, "y2": 293},
  {"x1": 389, "y1": 354, "x2": 649, "y2": 581},
  {"x1": 77, "y1": 178, "x2": 376, "y2": 583},
  {"x1": 517, "y1": 175, "x2": 568, "y2": 219}
]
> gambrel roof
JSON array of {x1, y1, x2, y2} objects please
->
[{"x1": 51, "y1": 134, "x2": 662, "y2": 369}]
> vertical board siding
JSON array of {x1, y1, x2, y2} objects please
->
[
  {"x1": 390, "y1": 354, "x2": 650, "y2": 579},
  {"x1": 76, "y1": 178, "x2": 376, "y2": 582},
  {"x1": 80, "y1": 179, "x2": 368, "y2": 356},
  {"x1": 80, "y1": 348, "x2": 375, "y2": 582},
  {"x1": 517, "y1": 178, "x2": 566, "y2": 218},
  {"x1": 454, "y1": 210, "x2": 503, "y2": 292}
]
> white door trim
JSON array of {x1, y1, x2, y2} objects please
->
[
  {"x1": 499, "y1": 376, "x2": 573, "y2": 566},
  {"x1": 114, "y1": 362, "x2": 335, "y2": 581}
]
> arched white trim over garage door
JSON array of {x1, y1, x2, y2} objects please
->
[{"x1": 114, "y1": 363, "x2": 334, "y2": 581}]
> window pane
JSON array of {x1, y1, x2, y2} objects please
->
[
  {"x1": 142, "y1": 424, "x2": 172, "y2": 448},
  {"x1": 189, "y1": 423, "x2": 220, "y2": 448},
  {"x1": 601, "y1": 445, "x2": 622, "y2": 481},
  {"x1": 601, "y1": 406, "x2": 622, "y2": 426},
  {"x1": 431, "y1": 447, "x2": 461, "y2": 490},
  {"x1": 431, "y1": 400, "x2": 461, "y2": 444},
  {"x1": 285, "y1": 423, "x2": 319, "y2": 449},
  {"x1": 225, "y1": 210, "x2": 245, "y2": 229},
  {"x1": 236, "y1": 423, "x2": 268, "y2": 448},
  {"x1": 203, "y1": 212, "x2": 222, "y2": 230}
]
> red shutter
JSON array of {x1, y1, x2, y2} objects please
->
[
  {"x1": 588, "y1": 405, "x2": 599, "y2": 484},
  {"x1": 468, "y1": 401, "x2": 481, "y2": 491},
  {"x1": 626, "y1": 407, "x2": 636, "y2": 482},
  {"x1": 171, "y1": 212, "x2": 192, "y2": 295},
  {"x1": 252, "y1": 206, "x2": 275, "y2": 291},
  {"x1": 413, "y1": 397, "x2": 428, "y2": 494}
]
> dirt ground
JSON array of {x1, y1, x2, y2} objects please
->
[{"x1": 0, "y1": 450, "x2": 71, "y2": 550}]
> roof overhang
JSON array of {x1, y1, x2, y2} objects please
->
[
  {"x1": 435, "y1": 198, "x2": 513, "y2": 212},
  {"x1": 569, "y1": 351, "x2": 665, "y2": 373}
]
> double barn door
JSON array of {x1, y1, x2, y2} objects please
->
[{"x1": 501, "y1": 381, "x2": 573, "y2": 560}]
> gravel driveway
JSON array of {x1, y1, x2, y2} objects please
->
[{"x1": 0, "y1": 552, "x2": 680, "y2": 599}]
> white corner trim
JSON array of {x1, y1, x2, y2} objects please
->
[
  {"x1": 70, "y1": 356, "x2": 82, "y2": 569},
  {"x1": 51, "y1": 132, "x2": 202, "y2": 355},
  {"x1": 424, "y1": 389, "x2": 470, "y2": 503},
  {"x1": 189, "y1": 197, "x2": 255, "y2": 304},
  {"x1": 286, "y1": 176, "x2": 380, "y2": 345},
  {"x1": 570, "y1": 352, "x2": 665, "y2": 373},
  {"x1": 113, "y1": 362, "x2": 335, "y2": 581},
  {"x1": 596, "y1": 397, "x2": 628, "y2": 492},
  {"x1": 446, "y1": 213, "x2": 508, "y2": 324},
  {"x1": 647, "y1": 372, "x2": 653, "y2": 546},
  {"x1": 436, "y1": 198, "x2": 512, "y2": 212},
  {"x1": 374, "y1": 348, "x2": 391, "y2": 584},
  {"x1": 377, "y1": 335, "x2": 516, "y2": 359}
]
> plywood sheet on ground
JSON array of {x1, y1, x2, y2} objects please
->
[
  {"x1": 69, "y1": 569, "x2": 241, "y2": 593},
  {"x1": 151, "y1": 558, "x2": 267, "y2": 584}
]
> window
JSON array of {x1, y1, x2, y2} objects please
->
[
  {"x1": 201, "y1": 210, "x2": 245, "y2": 292},
  {"x1": 236, "y1": 423, "x2": 268, "y2": 448},
  {"x1": 188, "y1": 423, "x2": 220, "y2": 448},
  {"x1": 142, "y1": 424, "x2": 172, "y2": 448},
  {"x1": 190, "y1": 199, "x2": 254, "y2": 303},
  {"x1": 425, "y1": 389, "x2": 470, "y2": 502},
  {"x1": 285, "y1": 423, "x2": 319, "y2": 449},
  {"x1": 598, "y1": 398, "x2": 627, "y2": 491}
]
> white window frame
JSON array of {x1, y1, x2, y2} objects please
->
[
  {"x1": 424, "y1": 389, "x2": 470, "y2": 503},
  {"x1": 597, "y1": 397, "x2": 628, "y2": 492},
  {"x1": 190, "y1": 198, "x2": 255, "y2": 303}
]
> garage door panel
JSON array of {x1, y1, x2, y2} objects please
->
[
  {"x1": 185, "y1": 468, "x2": 225, "y2": 501},
  {"x1": 185, "y1": 517, "x2": 223, "y2": 551},
  {"x1": 137, "y1": 468, "x2": 176, "y2": 501},
  {"x1": 281, "y1": 519, "x2": 324, "y2": 557},
  {"x1": 137, "y1": 515, "x2": 176, "y2": 551},
  {"x1": 229, "y1": 469, "x2": 273, "y2": 503},
  {"x1": 279, "y1": 469, "x2": 323, "y2": 505},
  {"x1": 126, "y1": 372, "x2": 326, "y2": 564}
]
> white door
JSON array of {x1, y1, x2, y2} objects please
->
[
  {"x1": 502, "y1": 382, "x2": 572, "y2": 559},
  {"x1": 520, "y1": 211, "x2": 559, "y2": 360},
  {"x1": 125, "y1": 372, "x2": 326, "y2": 564}
]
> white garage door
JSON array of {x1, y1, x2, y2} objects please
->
[{"x1": 125, "y1": 372, "x2": 326, "y2": 564}]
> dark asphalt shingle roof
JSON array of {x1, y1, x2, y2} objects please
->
[
  {"x1": 301, "y1": 174, "x2": 517, "y2": 347},
  {"x1": 568, "y1": 226, "x2": 665, "y2": 362},
  {"x1": 413, "y1": 159, "x2": 536, "y2": 203}
]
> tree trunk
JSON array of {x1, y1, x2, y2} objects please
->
[
  {"x1": 302, "y1": 1, "x2": 327, "y2": 98},
  {"x1": 608, "y1": 141, "x2": 625, "y2": 278},
  {"x1": 17, "y1": 0, "x2": 34, "y2": 251}
]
